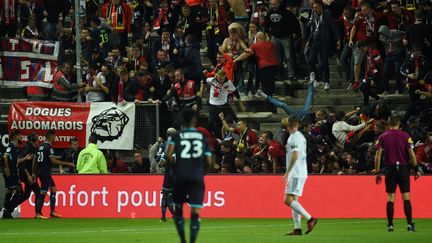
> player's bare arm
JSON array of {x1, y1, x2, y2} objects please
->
[
  {"x1": 407, "y1": 148, "x2": 422, "y2": 180},
  {"x1": 49, "y1": 156, "x2": 75, "y2": 167},
  {"x1": 374, "y1": 148, "x2": 383, "y2": 184}
]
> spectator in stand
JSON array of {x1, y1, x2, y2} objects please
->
[
  {"x1": 245, "y1": 22, "x2": 259, "y2": 97},
  {"x1": 251, "y1": 1, "x2": 267, "y2": 31},
  {"x1": 204, "y1": 51, "x2": 235, "y2": 82},
  {"x1": 77, "y1": 135, "x2": 108, "y2": 174},
  {"x1": 131, "y1": 150, "x2": 151, "y2": 173},
  {"x1": 101, "y1": 0, "x2": 132, "y2": 56},
  {"x1": 152, "y1": 29, "x2": 177, "y2": 71},
  {"x1": 234, "y1": 155, "x2": 248, "y2": 173},
  {"x1": 60, "y1": 137, "x2": 81, "y2": 174},
  {"x1": 332, "y1": 110, "x2": 374, "y2": 146},
  {"x1": 220, "y1": 27, "x2": 248, "y2": 93},
  {"x1": 204, "y1": 0, "x2": 229, "y2": 66},
  {"x1": 21, "y1": 14, "x2": 43, "y2": 39},
  {"x1": 107, "y1": 47, "x2": 128, "y2": 69},
  {"x1": 260, "y1": 131, "x2": 285, "y2": 173},
  {"x1": 107, "y1": 152, "x2": 129, "y2": 173},
  {"x1": 100, "y1": 63, "x2": 120, "y2": 103},
  {"x1": 152, "y1": 49, "x2": 171, "y2": 73},
  {"x1": 378, "y1": 25, "x2": 405, "y2": 95},
  {"x1": 220, "y1": 113, "x2": 258, "y2": 153},
  {"x1": 385, "y1": 1, "x2": 414, "y2": 31},
  {"x1": 265, "y1": 0, "x2": 301, "y2": 81},
  {"x1": 82, "y1": 63, "x2": 106, "y2": 102},
  {"x1": 163, "y1": 69, "x2": 199, "y2": 110},
  {"x1": 19, "y1": 0, "x2": 44, "y2": 33},
  {"x1": 43, "y1": 0, "x2": 71, "y2": 41},
  {"x1": 151, "y1": 63, "x2": 172, "y2": 101},
  {"x1": 132, "y1": 70, "x2": 154, "y2": 103},
  {"x1": 349, "y1": 1, "x2": 384, "y2": 90},
  {"x1": 416, "y1": 130, "x2": 432, "y2": 174},
  {"x1": 400, "y1": 45, "x2": 431, "y2": 120},
  {"x1": 205, "y1": 69, "x2": 240, "y2": 138},
  {"x1": 339, "y1": 6, "x2": 354, "y2": 88},
  {"x1": 128, "y1": 44, "x2": 148, "y2": 73},
  {"x1": 177, "y1": 4, "x2": 201, "y2": 42},
  {"x1": 261, "y1": 160, "x2": 273, "y2": 173},
  {"x1": 89, "y1": 16, "x2": 112, "y2": 59},
  {"x1": 307, "y1": 0, "x2": 341, "y2": 91},
  {"x1": 405, "y1": 10, "x2": 432, "y2": 57},
  {"x1": 51, "y1": 62, "x2": 79, "y2": 102},
  {"x1": 220, "y1": 140, "x2": 237, "y2": 168},
  {"x1": 179, "y1": 34, "x2": 202, "y2": 87},
  {"x1": 234, "y1": 32, "x2": 279, "y2": 112},
  {"x1": 358, "y1": 40, "x2": 383, "y2": 106}
]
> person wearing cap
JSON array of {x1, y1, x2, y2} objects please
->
[{"x1": 151, "y1": 63, "x2": 172, "y2": 101}]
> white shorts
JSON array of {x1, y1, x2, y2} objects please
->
[{"x1": 285, "y1": 177, "x2": 307, "y2": 196}]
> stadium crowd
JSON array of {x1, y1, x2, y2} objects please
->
[{"x1": 1, "y1": 0, "x2": 431, "y2": 174}]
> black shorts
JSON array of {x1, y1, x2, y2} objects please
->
[
  {"x1": 173, "y1": 180, "x2": 205, "y2": 208},
  {"x1": 385, "y1": 166, "x2": 410, "y2": 193},
  {"x1": 3, "y1": 175, "x2": 20, "y2": 189},
  {"x1": 39, "y1": 175, "x2": 56, "y2": 192}
]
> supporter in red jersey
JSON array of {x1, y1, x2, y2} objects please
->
[
  {"x1": 415, "y1": 130, "x2": 432, "y2": 173},
  {"x1": 349, "y1": 1, "x2": 384, "y2": 89},
  {"x1": 358, "y1": 41, "x2": 383, "y2": 106},
  {"x1": 260, "y1": 131, "x2": 285, "y2": 173},
  {"x1": 220, "y1": 113, "x2": 258, "y2": 153}
]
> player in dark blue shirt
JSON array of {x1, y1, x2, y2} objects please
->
[
  {"x1": 2, "y1": 130, "x2": 33, "y2": 219},
  {"x1": 5, "y1": 133, "x2": 41, "y2": 218},
  {"x1": 166, "y1": 109, "x2": 213, "y2": 243},
  {"x1": 35, "y1": 130, "x2": 75, "y2": 219},
  {"x1": 156, "y1": 128, "x2": 177, "y2": 222}
]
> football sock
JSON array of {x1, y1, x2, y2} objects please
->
[
  {"x1": 174, "y1": 205, "x2": 186, "y2": 243},
  {"x1": 50, "y1": 192, "x2": 56, "y2": 212},
  {"x1": 386, "y1": 202, "x2": 394, "y2": 226},
  {"x1": 403, "y1": 200, "x2": 413, "y2": 225},
  {"x1": 3, "y1": 192, "x2": 13, "y2": 212},
  {"x1": 190, "y1": 213, "x2": 201, "y2": 243},
  {"x1": 161, "y1": 196, "x2": 167, "y2": 219},
  {"x1": 36, "y1": 194, "x2": 46, "y2": 214},
  {"x1": 168, "y1": 199, "x2": 175, "y2": 216},
  {"x1": 290, "y1": 201, "x2": 312, "y2": 220},
  {"x1": 292, "y1": 209, "x2": 302, "y2": 229}
]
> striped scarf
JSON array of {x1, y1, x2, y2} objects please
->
[{"x1": 106, "y1": 3, "x2": 124, "y2": 31}]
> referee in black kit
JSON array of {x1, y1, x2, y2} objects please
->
[{"x1": 374, "y1": 115, "x2": 422, "y2": 232}]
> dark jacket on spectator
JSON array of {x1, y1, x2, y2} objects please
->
[
  {"x1": 124, "y1": 77, "x2": 138, "y2": 102},
  {"x1": 104, "y1": 71, "x2": 119, "y2": 103},
  {"x1": 44, "y1": 0, "x2": 70, "y2": 23},
  {"x1": 151, "y1": 36, "x2": 177, "y2": 71},
  {"x1": 131, "y1": 159, "x2": 150, "y2": 173},
  {"x1": 179, "y1": 42, "x2": 202, "y2": 81},
  {"x1": 307, "y1": 10, "x2": 340, "y2": 46},
  {"x1": 150, "y1": 74, "x2": 172, "y2": 100},
  {"x1": 265, "y1": 5, "x2": 301, "y2": 38}
]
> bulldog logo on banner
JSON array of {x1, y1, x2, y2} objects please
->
[
  {"x1": 90, "y1": 107, "x2": 130, "y2": 143},
  {"x1": 86, "y1": 103, "x2": 135, "y2": 150}
]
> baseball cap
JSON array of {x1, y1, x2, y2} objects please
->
[{"x1": 157, "y1": 62, "x2": 166, "y2": 70}]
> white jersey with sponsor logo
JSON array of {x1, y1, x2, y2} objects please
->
[{"x1": 286, "y1": 131, "x2": 308, "y2": 179}]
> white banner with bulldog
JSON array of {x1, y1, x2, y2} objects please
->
[{"x1": 86, "y1": 102, "x2": 135, "y2": 150}]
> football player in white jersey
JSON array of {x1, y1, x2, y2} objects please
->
[{"x1": 283, "y1": 116, "x2": 318, "y2": 236}]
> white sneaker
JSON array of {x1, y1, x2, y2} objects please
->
[
  {"x1": 308, "y1": 72, "x2": 316, "y2": 85},
  {"x1": 248, "y1": 91, "x2": 254, "y2": 98},
  {"x1": 346, "y1": 83, "x2": 353, "y2": 90},
  {"x1": 314, "y1": 80, "x2": 323, "y2": 88},
  {"x1": 324, "y1": 83, "x2": 331, "y2": 91},
  {"x1": 256, "y1": 89, "x2": 267, "y2": 98}
]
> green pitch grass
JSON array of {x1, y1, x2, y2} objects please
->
[{"x1": 0, "y1": 218, "x2": 431, "y2": 242}]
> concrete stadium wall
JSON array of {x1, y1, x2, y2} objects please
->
[{"x1": 19, "y1": 175, "x2": 432, "y2": 218}]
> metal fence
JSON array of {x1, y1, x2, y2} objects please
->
[{"x1": 134, "y1": 103, "x2": 159, "y2": 150}]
